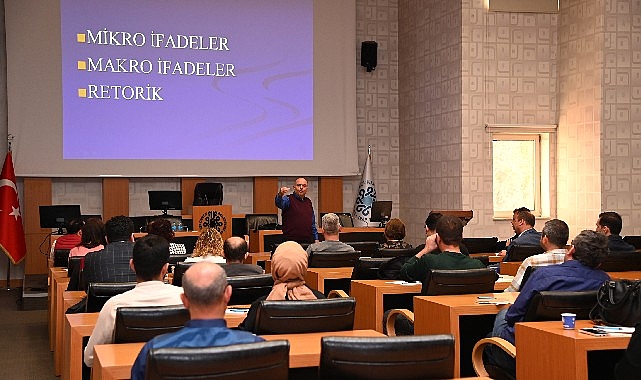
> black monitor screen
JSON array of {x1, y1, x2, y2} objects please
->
[
  {"x1": 148, "y1": 191, "x2": 182, "y2": 214},
  {"x1": 369, "y1": 201, "x2": 392, "y2": 223},
  {"x1": 39, "y1": 205, "x2": 82, "y2": 234}
]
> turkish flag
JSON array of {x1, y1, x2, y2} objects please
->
[{"x1": 0, "y1": 152, "x2": 26, "y2": 264}]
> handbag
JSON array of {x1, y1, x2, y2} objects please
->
[{"x1": 590, "y1": 280, "x2": 641, "y2": 327}]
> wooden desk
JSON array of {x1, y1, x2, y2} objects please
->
[
  {"x1": 132, "y1": 231, "x2": 200, "y2": 239},
  {"x1": 414, "y1": 292, "x2": 519, "y2": 378},
  {"x1": 93, "y1": 329, "x2": 384, "y2": 380},
  {"x1": 351, "y1": 280, "x2": 422, "y2": 333},
  {"x1": 50, "y1": 268, "x2": 69, "y2": 350},
  {"x1": 305, "y1": 267, "x2": 353, "y2": 294},
  {"x1": 244, "y1": 251, "x2": 271, "y2": 266},
  {"x1": 67, "y1": 310, "x2": 246, "y2": 380},
  {"x1": 499, "y1": 261, "x2": 521, "y2": 276},
  {"x1": 516, "y1": 320, "x2": 630, "y2": 380},
  {"x1": 608, "y1": 271, "x2": 641, "y2": 280},
  {"x1": 248, "y1": 227, "x2": 386, "y2": 253},
  {"x1": 55, "y1": 289, "x2": 86, "y2": 376},
  {"x1": 495, "y1": 275, "x2": 514, "y2": 291},
  {"x1": 469, "y1": 253, "x2": 502, "y2": 263}
]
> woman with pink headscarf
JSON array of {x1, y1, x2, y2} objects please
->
[{"x1": 239, "y1": 241, "x2": 324, "y2": 332}]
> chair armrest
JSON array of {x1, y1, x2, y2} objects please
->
[
  {"x1": 471, "y1": 337, "x2": 516, "y2": 377},
  {"x1": 327, "y1": 290, "x2": 349, "y2": 298},
  {"x1": 384, "y1": 308, "x2": 414, "y2": 336}
]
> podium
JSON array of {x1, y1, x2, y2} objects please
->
[{"x1": 192, "y1": 205, "x2": 233, "y2": 240}]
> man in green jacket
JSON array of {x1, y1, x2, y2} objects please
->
[{"x1": 400, "y1": 214, "x2": 484, "y2": 282}]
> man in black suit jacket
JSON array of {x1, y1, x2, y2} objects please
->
[
  {"x1": 82, "y1": 215, "x2": 136, "y2": 289},
  {"x1": 222, "y1": 237, "x2": 263, "y2": 277}
]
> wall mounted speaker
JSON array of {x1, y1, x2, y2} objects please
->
[{"x1": 361, "y1": 41, "x2": 377, "y2": 72}]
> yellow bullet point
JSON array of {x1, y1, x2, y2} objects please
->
[
  {"x1": 77, "y1": 33, "x2": 86, "y2": 43},
  {"x1": 78, "y1": 88, "x2": 87, "y2": 98},
  {"x1": 77, "y1": 61, "x2": 86, "y2": 70}
]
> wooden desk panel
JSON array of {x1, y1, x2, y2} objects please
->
[
  {"x1": 68, "y1": 311, "x2": 246, "y2": 380},
  {"x1": 351, "y1": 280, "x2": 422, "y2": 333},
  {"x1": 413, "y1": 292, "x2": 519, "y2": 378},
  {"x1": 93, "y1": 329, "x2": 385, "y2": 379},
  {"x1": 499, "y1": 261, "x2": 521, "y2": 276},
  {"x1": 56, "y1": 289, "x2": 86, "y2": 376},
  {"x1": 608, "y1": 271, "x2": 641, "y2": 280},
  {"x1": 50, "y1": 268, "x2": 69, "y2": 351},
  {"x1": 305, "y1": 267, "x2": 353, "y2": 294},
  {"x1": 244, "y1": 252, "x2": 271, "y2": 266},
  {"x1": 516, "y1": 320, "x2": 630, "y2": 380}
]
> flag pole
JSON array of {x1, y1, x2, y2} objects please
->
[{"x1": 5, "y1": 136, "x2": 12, "y2": 290}]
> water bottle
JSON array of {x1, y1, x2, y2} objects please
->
[
  {"x1": 171, "y1": 221, "x2": 177, "y2": 231},
  {"x1": 177, "y1": 220, "x2": 184, "y2": 232}
]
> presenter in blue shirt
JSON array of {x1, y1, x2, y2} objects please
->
[
  {"x1": 130, "y1": 262, "x2": 263, "y2": 380},
  {"x1": 275, "y1": 177, "x2": 319, "y2": 244}
]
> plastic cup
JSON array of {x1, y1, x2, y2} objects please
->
[{"x1": 561, "y1": 313, "x2": 576, "y2": 329}]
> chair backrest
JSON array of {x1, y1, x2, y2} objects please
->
[
  {"x1": 85, "y1": 282, "x2": 137, "y2": 312},
  {"x1": 346, "y1": 241, "x2": 379, "y2": 257},
  {"x1": 167, "y1": 254, "x2": 189, "y2": 267},
  {"x1": 599, "y1": 252, "x2": 641, "y2": 271},
  {"x1": 227, "y1": 274, "x2": 275, "y2": 305},
  {"x1": 319, "y1": 335, "x2": 455, "y2": 380},
  {"x1": 171, "y1": 261, "x2": 195, "y2": 287},
  {"x1": 308, "y1": 251, "x2": 361, "y2": 268},
  {"x1": 519, "y1": 266, "x2": 537, "y2": 291},
  {"x1": 523, "y1": 290, "x2": 598, "y2": 322},
  {"x1": 114, "y1": 305, "x2": 190, "y2": 343},
  {"x1": 253, "y1": 298, "x2": 356, "y2": 335},
  {"x1": 461, "y1": 237, "x2": 499, "y2": 254},
  {"x1": 145, "y1": 340, "x2": 290, "y2": 380},
  {"x1": 421, "y1": 268, "x2": 498, "y2": 296},
  {"x1": 378, "y1": 247, "x2": 415, "y2": 258},
  {"x1": 53, "y1": 249, "x2": 70, "y2": 267},
  {"x1": 351, "y1": 257, "x2": 392, "y2": 280},
  {"x1": 338, "y1": 231, "x2": 386, "y2": 243},
  {"x1": 506, "y1": 245, "x2": 544, "y2": 262},
  {"x1": 192, "y1": 182, "x2": 223, "y2": 206},
  {"x1": 66, "y1": 256, "x2": 85, "y2": 291},
  {"x1": 245, "y1": 214, "x2": 279, "y2": 234},
  {"x1": 623, "y1": 235, "x2": 641, "y2": 249}
]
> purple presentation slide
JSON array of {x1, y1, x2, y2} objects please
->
[{"x1": 60, "y1": 0, "x2": 313, "y2": 160}]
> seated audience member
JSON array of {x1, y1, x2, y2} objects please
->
[
  {"x1": 399, "y1": 215, "x2": 484, "y2": 282},
  {"x1": 412, "y1": 212, "x2": 470, "y2": 256},
  {"x1": 596, "y1": 211, "x2": 636, "y2": 253},
  {"x1": 146, "y1": 217, "x2": 187, "y2": 255},
  {"x1": 615, "y1": 321, "x2": 641, "y2": 380},
  {"x1": 82, "y1": 215, "x2": 137, "y2": 289},
  {"x1": 379, "y1": 218, "x2": 413, "y2": 249},
  {"x1": 51, "y1": 217, "x2": 83, "y2": 252},
  {"x1": 504, "y1": 219, "x2": 569, "y2": 292},
  {"x1": 306, "y1": 213, "x2": 355, "y2": 256},
  {"x1": 69, "y1": 218, "x2": 106, "y2": 258},
  {"x1": 185, "y1": 227, "x2": 226, "y2": 263},
  {"x1": 84, "y1": 235, "x2": 184, "y2": 367},
  {"x1": 239, "y1": 241, "x2": 324, "y2": 332},
  {"x1": 486, "y1": 230, "x2": 610, "y2": 376},
  {"x1": 222, "y1": 237, "x2": 264, "y2": 276},
  {"x1": 130, "y1": 262, "x2": 264, "y2": 380},
  {"x1": 501, "y1": 207, "x2": 542, "y2": 262}
]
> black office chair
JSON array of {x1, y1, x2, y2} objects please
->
[
  {"x1": 66, "y1": 256, "x2": 85, "y2": 291},
  {"x1": 623, "y1": 235, "x2": 641, "y2": 250},
  {"x1": 85, "y1": 282, "x2": 137, "y2": 312},
  {"x1": 227, "y1": 274, "x2": 274, "y2": 305},
  {"x1": 462, "y1": 237, "x2": 499, "y2": 254},
  {"x1": 192, "y1": 182, "x2": 223, "y2": 206},
  {"x1": 351, "y1": 257, "x2": 393, "y2": 280},
  {"x1": 245, "y1": 214, "x2": 279, "y2": 235},
  {"x1": 346, "y1": 241, "x2": 380, "y2": 257},
  {"x1": 253, "y1": 297, "x2": 356, "y2": 335},
  {"x1": 506, "y1": 245, "x2": 544, "y2": 262},
  {"x1": 53, "y1": 249, "x2": 71, "y2": 267},
  {"x1": 378, "y1": 247, "x2": 415, "y2": 258},
  {"x1": 167, "y1": 254, "x2": 189, "y2": 267},
  {"x1": 472, "y1": 290, "x2": 599, "y2": 380},
  {"x1": 171, "y1": 262, "x2": 195, "y2": 287},
  {"x1": 145, "y1": 340, "x2": 290, "y2": 380},
  {"x1": 319, "y1": 335, "x2": 455, "y2": 380},
  {"x1": 421, "y1": 268, "x2": 498, "y2": 296},
  {"x1": 599, "y1": 252, "x2": 641, "y2": 271},
  {"x1": 114, "y1": 305, "x2": 190, "y2": 343},
  {"x1": 519, "y1": 265, "x2": 537, "y2": 291},
  {"x1": 308, "y1": 251, "x2": 361, "y2": 268}
]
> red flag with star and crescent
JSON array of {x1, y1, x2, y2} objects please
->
[{"x1": 0, "y1": 152, "x2": 26, "y2": 264}]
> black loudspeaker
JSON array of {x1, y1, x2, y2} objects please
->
[{"x1": 361, "y1": 41, "x2": 377, "y2": 72}]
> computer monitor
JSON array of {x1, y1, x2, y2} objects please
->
[
  {"x1": 148, "y1": 191, "x2": 182, "y2": 215},
  {"x1": 369, "y1": 201, "x2": 392, "y2": 226},
  {"x1": 39, "y1": 205, "x2": 82, "y2": 234}
]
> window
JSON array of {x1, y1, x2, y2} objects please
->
[{"x1": 487, "y1": 125, "x2": 555, "y2": 219}]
